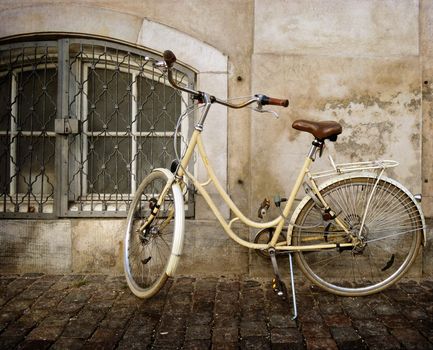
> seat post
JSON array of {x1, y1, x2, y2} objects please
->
[{"x1": 307, "y1": 139, "x2": 324, "y2": 160}]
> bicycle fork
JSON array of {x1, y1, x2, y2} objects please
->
[
  {"x1": 137, "y1": 177, "x2": 175, "y2": 234},
  {"x1": 269, "y1": 249, "x2": 298, "y2": 320}
]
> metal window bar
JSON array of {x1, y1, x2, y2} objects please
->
[
  {"x1": 0, "y1": 36, "x2": 196, "y2": 218},
  {"x1": 0, "y1": 41, "x2": 58, "y2": 218}
]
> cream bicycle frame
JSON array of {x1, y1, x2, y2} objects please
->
[
  {"x1": 176, "y1": 128, "x2": 355, "y2": 253},
  {"x1": 125, "y1": 52, "x2": 426, "y2": 306}
]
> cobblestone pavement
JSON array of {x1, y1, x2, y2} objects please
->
[{"x1": 0, "y1": 274, "x2": 433, "y2": 350}]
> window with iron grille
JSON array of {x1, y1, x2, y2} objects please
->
[{"x1": 0, "y1": 36, "x2": 195, "y2": 218}]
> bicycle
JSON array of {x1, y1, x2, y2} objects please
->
[{"x1": 123, "y1": 50, "x2": 426, "y2": 318}]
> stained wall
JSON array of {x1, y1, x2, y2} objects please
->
[
  {"x1": 0, "y1": 0, "x2": 431, "y2": 275},
  {"x1": 251, "y1": 0, "x2": 426, "y2": 216}
]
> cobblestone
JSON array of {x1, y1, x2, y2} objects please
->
[{"x1": 0, "y1": 274, "x2": 433, "y2": 349}]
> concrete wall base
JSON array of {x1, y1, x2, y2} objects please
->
[{"x1": 1, "y1": 219, "x2": 431, "y2": 280}]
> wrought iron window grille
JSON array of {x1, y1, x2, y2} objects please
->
[{"x1": 0, "y1": 36, "x2": 195, "y2": 218}]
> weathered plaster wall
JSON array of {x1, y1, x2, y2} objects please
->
[
  {"x1": 0, "y1": 0, "x2": 431, "y2": 276},
  {"x1": 255, "y1": 0, "x2": 419, "y2": 57},
  {"x1": 0, "y1": 219, "x2": 250, "y2": 276},
  {"x1": 1, "y1": 0, "x2": 428, "y2": 215},
  {"x1": 251, "y1": 0, "x2": 424, "y2": 217},
  {"x1": 421, "y1": 0, "x2": 433, "y2": 216},
  {"x1": 0, "y1": 221, "x2": 72, "y2": 273}
]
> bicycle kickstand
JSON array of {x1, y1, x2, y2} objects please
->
[
  {"x1": 269, "y1": 249, "x2": 298, "y2": 320},
  {"x1": 288, "y1": 252, "x2": 298, "y2": 320}
]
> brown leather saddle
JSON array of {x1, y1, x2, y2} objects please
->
[{"x1": 292, "y1": 119, "x2": 342, "y2": 141}]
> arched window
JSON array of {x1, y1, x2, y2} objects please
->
[{"x1": 0, "y1": 35, "x2": 195, "y2": 217}]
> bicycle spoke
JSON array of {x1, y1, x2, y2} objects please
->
[
  {"x1": 294, "y1": 176, "x2": 422, "y2": 296},
  {"x1": 366, "y1": 227, "x2": 423, "y2": 243}
]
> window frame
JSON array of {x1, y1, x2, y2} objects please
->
[
  {"x1": 67, "y1": 61, "x2": 191, "y2": 211},
  {"x1": 0, "y1": 36, "x2": 196, "y2": 219}
]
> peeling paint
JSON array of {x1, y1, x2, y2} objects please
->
[
  {"x1": 252, "y1": 52, "x2": 423, "y2": 210},
  {"x1": 307, "y1": 87, "x2": 422, "y2": 194},
  {"x1": 335, "y1": 120, "x2": 394, "y2": 161},
  {"x1": 411, "y1": 132, "x2": 420, "y2": 148},
  {"x1": 317, "y1": 90, "x2": 421, "y2": 114},
  {"x1": 405, "y1": 97, "x2": 422, "y2": 112},
  {"x1": 318, "y1": 94, "x2": 394, "y2": 111}
]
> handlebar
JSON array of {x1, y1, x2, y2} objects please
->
[
  {"x1": 162, "y1": 50, "x2": 177, "y2": 68},
  {"x1": 163, "y1": 50, "x2": 199, "y2": 96},
  {"x1": 162, "y1": 50, "x2": 289, "y2": 109}
]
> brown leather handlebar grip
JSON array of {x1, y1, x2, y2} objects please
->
[
  {"x1": 267, "y1": 97, "x2": 289, "y2": 107},
  {"x1": 258, "y1": 95, "x2": 289, "y2": 107},
  {"x1": 163, "y1": 50, "x2": 177, "y2": 68}
]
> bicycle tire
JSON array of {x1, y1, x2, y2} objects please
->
[
  {"x1": 291, "y1": 174, "x2": 424, "y2": 296},
  {"x1": 124, "y1": 168, "x2": 185, "y2": 298}
]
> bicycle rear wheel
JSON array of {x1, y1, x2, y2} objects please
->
[
  {"x1": 124, "y1": 169, "x2": 185, "y2": 298},
  {"x1": 292, "y1": 174, "x2": 424, "y2": 296}
]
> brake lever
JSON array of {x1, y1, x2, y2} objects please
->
[{"x1": 253, "y1": 106, "x2": 279, "y2": 119}]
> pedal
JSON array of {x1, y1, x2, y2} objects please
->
[{"x1": 272, "y1": 276, "x2": 288, "y2": 300}]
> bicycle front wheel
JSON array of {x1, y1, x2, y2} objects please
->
[
  {"x1": 124, "y1": 169, "x2": 185, "y2": 298},
  {"x1": 292, "y1": 174, "x2": 424, "y2": 296}
]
